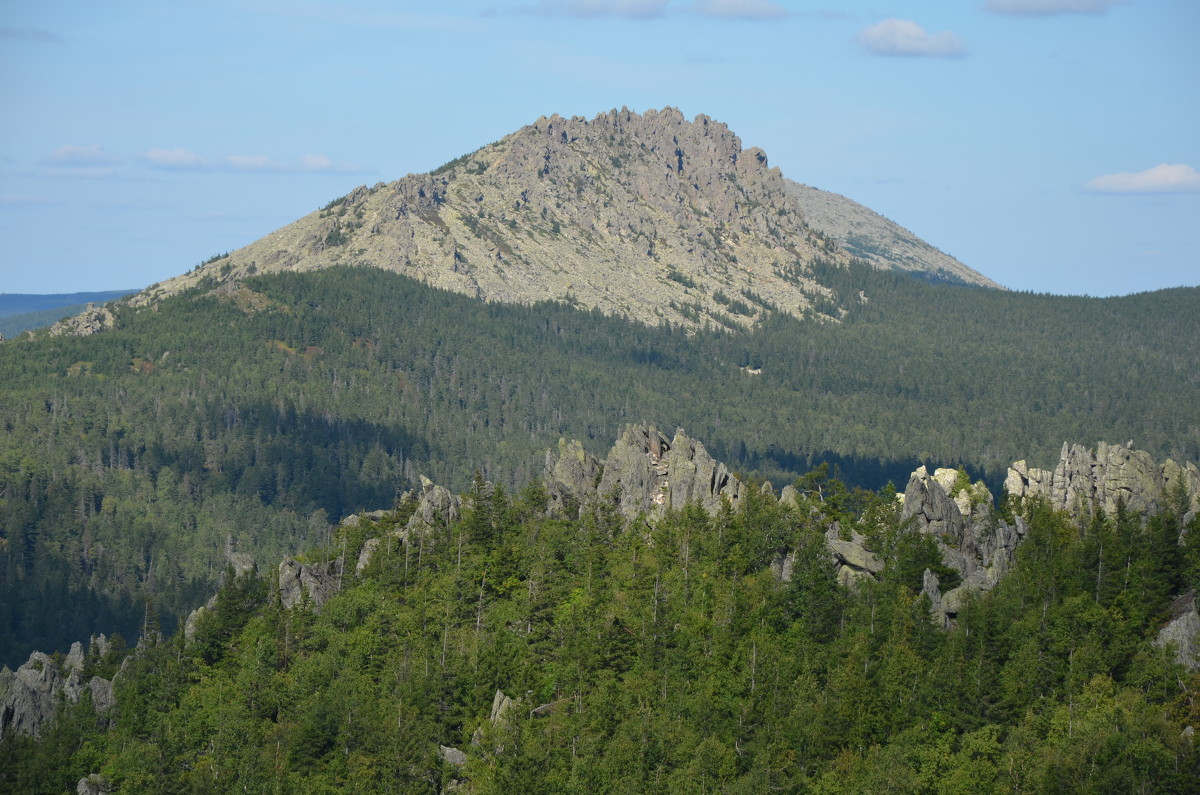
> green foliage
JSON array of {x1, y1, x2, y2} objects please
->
[
  {"x1": 4, "y1": 472, "x2": 1197, "y2": 791},
  {"x1": 665, "y1": 267, "x2": 697, "y2": 288},
  {"x1": 0, "y1": 264, "x2": 1197, "y2": 668}
]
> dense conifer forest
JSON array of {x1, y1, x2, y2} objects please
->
[
  {"x1": 3, "y1": 474, "x2": 1198, "y2": 792},
  {"x1": 1, "y1": 265, "x2": 1198, "y2": 667}
]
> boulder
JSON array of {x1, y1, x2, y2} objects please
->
[
  {"x1": 440, "y1": 745, "x2": 467, "y2": 767},
  {"x1": 1155, "y1": 590, "x2": 1200, "y2": 671},
  {"x1": 76, "y1": 774, "x2": 112, "y2": 795},
  {"x1": 825, "y1": 524, "x2": 883, "y2": 589},
  {"x1": 278, "y1": 557, "x2": 341, "y2": 611}
]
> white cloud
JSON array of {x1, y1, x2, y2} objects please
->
[
  {"x1": 1084, "y1": 164, "x2": 1200, "y2": 194},
  {"x1": 136, "y1": 147, "x2": 362, "y2": 174},
  {"x1": 44, "y1": 144, "x2": 121, "y2": 167},
  {"x1": 693, "y1": 0, "x2": 787, "y2": 19},
  {"x1": 986, "y1": 0, "x2": 1124, "y2": 15},
  {"x1": 530, "y1": 0, "x2": 668, "y2": 17},
  {"x1": 857, "y1": 19, "x2": 966, "y2": 58},
  {"x1": 222, "y1": 154, "x2": 289, "y2": 172},
  {"x1": 138, "y1": 147, "x2": 210, "y2": 170}
]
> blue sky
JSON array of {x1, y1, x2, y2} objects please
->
[{"x1": 1, "y1": 0, "x2": 1196, "y2": 296}]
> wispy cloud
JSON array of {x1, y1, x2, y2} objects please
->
[
  {"x1": 693, "y1": 0, "x2": 787, "y2": 20},
  {"x1": 986, "y1": 0, "x2": 1125, "y2": 15},
  {"x1": 1084, "y1": 164, "x2": 1200, "y2": 194},
  {"x1": 515, "y1": 0, "x2": 784, "y2": 19},
  {"x1": 857, "y1": 19, "x2": 966, "y2": 58},
  {"x1": 45, "y1": 144, "x2": 121, "y2": 167},
  {"x1": 138, "y1": 147, "x2": 210, "y2": 170},
  {"x1": 137, "y1": 147, "x2": 362, "y2": 174},
  {"x1": 40, "y1": 144, "x2": 122, "y2": 178},
  {"x1": 524, "y1": 0, "x2": 669, "y2": 18},
  {"x1": 0, "y1": 27, "x2": 59, "y2": 42}
]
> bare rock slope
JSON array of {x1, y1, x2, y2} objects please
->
[{"x1": 784, "y1": 181, "x2": 1002, "y2": 289}]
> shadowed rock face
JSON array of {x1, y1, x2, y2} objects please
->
[
  {"x1": 0, "y1": 639, "x2": 115, "y2": 740},
  {"x1": 903, "y1": 466, "x2": 1027, "y2": 629},
  {"x1": 1006, "y1": 441, "x2": 1200, "y2": 521},
  {"x1": 543, "y1": 438, "x2": 603, "y2": 518},
  {"x1": 278, "y1": 558, "x2": 341, "y2": 611}
]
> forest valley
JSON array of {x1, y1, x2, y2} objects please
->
[{"x1": 2, "y1": 421, "x2": 1199, "y2": 793}]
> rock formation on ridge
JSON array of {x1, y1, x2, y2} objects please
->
[
  {"x1": 542, "y1": 423, "x2": 745, "y2": 522},
  {"x1": 1006, "y1": 441, "x2": 1200, "y2": 522},
  {"x1": 902, "y1": 465, "x2": 1028, "y2": 628}
]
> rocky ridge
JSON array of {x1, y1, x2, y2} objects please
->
[
  {"x1": 12, "y1": 434, "x2": 1198, "y2": 741},
  {"x1": 115, "y1": 108, "x2": 997, "y2": 331},
  {"x1": 1006, "y1": 441, "x2": 1200, "y2": 521}
]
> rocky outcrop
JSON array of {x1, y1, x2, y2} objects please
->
[
  {"x1": 825, "y1": 524, "x2": 884, "y2": 589},
  {"x1": 902, "y1": 465, "x2": 1028, "y2": 628},
  {"x1": 1006, "y1": 441, "x2": 1200, "y2": 520},
  {"x1": 1155, "y1": 590, "x2": 1200, "y2": 671},
  {"x1": 0, "y1": 638, "x2": 116, "y2": 739},
  {"x1": 278, "y1": 558, "x2": 341, "y2": 611},
  {"x1": 542, "y1": 438, "x2": 603, "y2": 518},
  {"x1": 47, "y1": 303, "x2": 116, "y2": 338},
  {"x1": 406, "y1": 475, "x2": 463, "y2": 532},
  {"x1": 596, "y1": 424, "x2": 744, "y2": 521},
  {"x1": 352, "y1": 480, "x2": 462, "y2": 574},
  {"x1": 540, "y1": 424, "x2": 745, "y2": 525}
]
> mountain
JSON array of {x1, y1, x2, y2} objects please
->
[
  {"x1": 1, "y1": 108, "x2": 1196, "y2": 674},
  {"x1": 783, "y1": 181, "x2": 1002, "y2": 288},
  {"x1": 129, "y1": 108, "x2": 997, "y2": 329}
]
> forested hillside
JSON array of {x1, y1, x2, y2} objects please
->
[
  {"x1": 1, "y1": 265, "x2": 1198, "y2": 666},
  {"x1": 3, "y1": 465, "x2": 1198, "y2": 792}
]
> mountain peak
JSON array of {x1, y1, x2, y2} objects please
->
[{"x1": 134, "y1": 108, "x2": 995, "y2": 327}]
